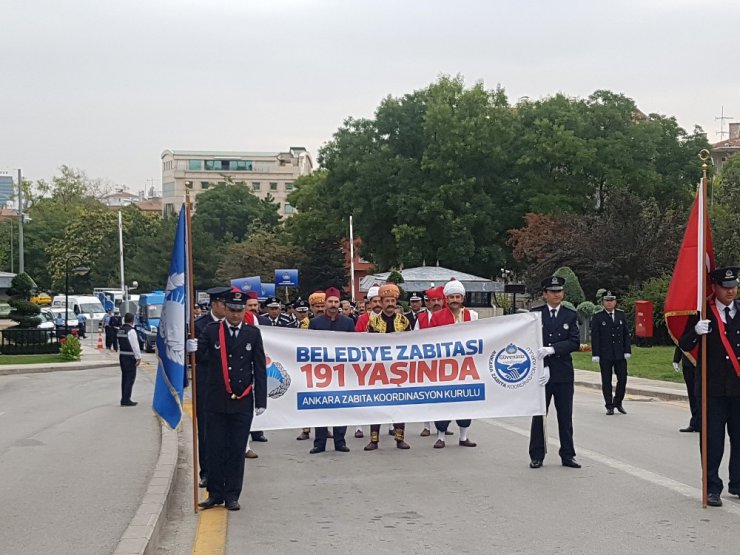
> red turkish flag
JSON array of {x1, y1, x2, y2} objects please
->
[{"x1": 664, "y1": 180, "x2": 714, "y2": 361}]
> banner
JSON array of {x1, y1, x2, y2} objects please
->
[
  {"x1": 275, "y1": 269, "x2": 299, "y2": 287},
  {"x1": 254, "y1": 313, "x2": 546, "y2": 430},
  {"x1": 260, "y1": 283, "x2": 276, "y2": 300},
  {"x1": 231, "y1": 276, "x2": 262, "y2": 294}
]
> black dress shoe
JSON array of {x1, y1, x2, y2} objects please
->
[
  {"x1": 252, "y1": 433, "x2": 268, "y2": 442},
  {"x1": 121, "y1": 401, "x2": 138, "y2": 406},
  {"x1": 225, "y1": 500, "x2": 240, "y2": 511},
  {"x1": 529, "y1": 459, "x2": 543, "y2": 469},
  {"x1": 679, "y1": 426, "x2": 697, "y2": 433},
  {"x1": 615, "y1": 405, "x2": 627, "y2": 414},
  {"x1": 198, "y1": 497, "x2": 224, "y2": 509},
  {"x1": 707, "y1": 493, "x2": 722, "y2": 507},
  {"x1": 309, "y1": 447, "x2": 325, "y2": 454},
  {"x1": 728, "y1": 487, "x2": 740, "y2": 498},
  {"x1": 335, "y1": 445, "x2": 350, "y2": 452},
  {"x1": 562, "y1": 458, "x2": 582, "y2": 468},
  {"x1": 606, "y1": 408, "x2": 614, "y2": 415},
  {"x1": 198, "y1": 477, "x2": 208, "y2": 488}
]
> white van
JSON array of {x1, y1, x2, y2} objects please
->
[{"x1": 51, "y1": 295, "x2": 107, "y2": 322}]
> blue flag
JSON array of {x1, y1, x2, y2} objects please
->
[{"x1": 152, "y1": 206, "x2": 187, "y2": 429}]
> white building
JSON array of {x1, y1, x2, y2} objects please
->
[{"x1": 160, "y1": 147, "x2": 312, "y2": 217}]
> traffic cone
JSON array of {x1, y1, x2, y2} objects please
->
[{"x1": 96, "y1": 333, "x2": 104, "y2": 350}]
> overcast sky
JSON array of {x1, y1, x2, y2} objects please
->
[{"x1": 2, "y1": 0, "x2": 738, "y2": 193}]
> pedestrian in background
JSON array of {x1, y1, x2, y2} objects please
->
[
  {"x1": 673, "y1": 346, "x2": 699, "y2": 433},
  {"x1": 117, "y1": 312, "x2": 141, "y2": 406}
]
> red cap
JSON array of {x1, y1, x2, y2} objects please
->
[
  {"x1": 245, "y1": 291, "x2": 258, "y2": 300},
  {"x1": 426, "y1": 286, "x2": 445, "y2": 300},
  {"x1": 325, "y1": 287, "x2": 341, "y2": 300}
]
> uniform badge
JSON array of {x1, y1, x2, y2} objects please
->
[
  {"x1": 563, "y1": 323, "x2": 569, "y2": 330},
  {"x1": 246, "y1": 343, "x2": 252, "y2": 351},
  {"x1": 602, "y1": 321, "x2": 606, "y2": 326},
  {"x1": 215, "y1": 343, "x2": 221, "y2": 350}
]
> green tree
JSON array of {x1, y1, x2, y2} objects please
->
[
  {"x1": 215, "y1": 230, "x2": 307, "y2": 284},
  {"x1": 553, "y1": 266, "x2": 585, "y2": 306},
  {"x1": 7, "y1": 272, "x2": 41, "y2": 328}
]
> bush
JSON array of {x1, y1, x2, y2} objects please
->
[
  {"x1": 576, "y1": 301, "x2": 596, "y2": 319},
  {"x1": 553, "y1": 266, "x2": 585, "y2": 306},
  {"x1": 8, "y1": 299, "x2": 42, "y2": 328},
  {"x1": 59, "y1": 334, "x2": 82, "y2": 361}
]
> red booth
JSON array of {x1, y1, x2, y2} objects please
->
[{"x1": 634, "y1": 300, "x2": 654, "y2": 338}]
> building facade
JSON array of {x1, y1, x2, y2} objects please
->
[
  {"x1": 711, "y1": 122, "x2": 740, "y2": 172},
  {"x1": 0, "y1": 171, "x2": 15, "y2": 207},
  {"x1": 160, "y1": 147, "x2": 312, "y2": 217}
]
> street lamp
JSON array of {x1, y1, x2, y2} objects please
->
[
  {"x1": 65, "y1": 254, "x2": 90, "y2": 333},
  {"x1": 124, "y1": 280, "x2": 138, "y2": 315}
]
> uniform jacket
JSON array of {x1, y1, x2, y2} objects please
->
[
  {"x1": 590, "y1": 309, "x2": 631, "y2": 360},
  {"x1": 416, "y1": 310, "x2": 432, "y2": 329},
  {"x1": 308, "y1": 314, "x2": 356, "y2": 332},
  {"x1": 355, "y1": 312, "x2": 371, "y2": 332},
  {"x1": 261, "y1": 313, "x2": 298, "y2": 328},
  {"x1": 679, "y1": 300, "x2": 740, "y2": 397},
  {"x1": 197, "y1": 320, "x2": 268, "y2": 413},
  {"x1": 194, "y1": 312, "x2": 220, "y2": 387},
  {"x1": 530, "y1": 304, "x2": 580, "y2": 383}
]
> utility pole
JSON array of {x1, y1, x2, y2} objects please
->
[
  {"x1": 715, "y1": 106, "x2": 734, "y2": 139},
  {"x1": 17, "y1": 169, "x2": 24, "y2": 274}
]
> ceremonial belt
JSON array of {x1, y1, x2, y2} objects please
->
[
  {"x1": 709, "y1": 303, "x2": 740, "y2": 378},
  {"x1": 218, "y1": 322, "x2": 254, "y2": 400}
]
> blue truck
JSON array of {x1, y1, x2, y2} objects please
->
[{"x1": 135, "y1": 291, "x2": 165, "y2": 353}]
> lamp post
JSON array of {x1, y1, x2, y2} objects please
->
[{"x1": 64, "y1": 254, "x2": 89, "y2": 334}]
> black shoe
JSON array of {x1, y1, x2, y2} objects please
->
[
  {"x1": 606, "y1": 408, "x2": 614, "y2": 415},
  {"x1": 615, "y1": 405, "x2": 627, "y2": 414},
  {"x1": 121, "y1": 401, "x2": 138, "y2": 407},
  {"x1": 562, "y1": 458, "x2": 582, "y2": 468},
  {"x1": 529, "y1": 459, "x2": 543, "y2": 469},
  {"x1": 679, "y1": 426, "x2": 697, "y2": 433},
  {"x1": 309, "y1": 447, "x2": 325, "y2": 454},
  {"x1": 252, "y1": 433, "x2": 268, "y2": 442},
  {"x1": 728, "y1": 487, "x2": 740, "y2": 498},
  {"x1": 707, "y1": 493, "x2": 722, "y2": 507},
  {"x1": 335, "y1": 445, "x2": 350, "y2": 452},
  {"x1": 225, "y1": 500, "x2": 240, "y2": 511},
  {"x1": 198, "y1": 478, "x2": 208, "y2": 488},
  {"x1": 388, "y1": 429, "x2": 395, "y2": 436},
  {"x1": 198, "y1": 497, "x2": 224, "y2": 509}
]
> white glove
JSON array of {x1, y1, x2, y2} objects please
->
[
  {"x1": 624, "y1": 353, "x2": 631, "y2": 360},
  {"x1": 537, "y1": 346, "x2": 555, "y2": 359},
  {"x1": 694, "y1": 319, "x2": 710, "y2": 335},
  {"x1": 186, "y1": 338, "x2": 198, "y2": 353},
  {"x1": 255, "y1": 407, "x2": 266, "y2": 416},
  {"x1": 592, "y1": 356, "x2": 600, "y2": 363},
  {"x1": 673, "y1": 362, "x2": 680, "y2": 373},
  {"x1": 539, "y1": 366, "x2": 550, "y2": 386}
]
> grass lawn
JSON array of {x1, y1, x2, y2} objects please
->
[
  {"x1": 0, "y1": 354, "x2": 66, "y2": 365},
  {"x1": 572, "y1": 346, "x2": 682, "y2": 383}
]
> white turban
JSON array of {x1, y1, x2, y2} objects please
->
[
  {"x1": 443, "y1": 278, "x2": 465, "y2": 297},
  {"x1": 367, "y1": 286, "x2": 380, "y2": 299}
]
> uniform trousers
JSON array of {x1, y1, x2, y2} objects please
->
[
  {"x1": 529, "y1": 381, "x2": 575, "y2": 461},
  {"x1": 599, "y1": 359, "x2": 628, "y2": 408},
  {"x1": 206, "y1": 409, "x2": 253, "y2": 503},
  {"x1": 195, "y1": 383, "x2": 208, "y2": 480},
  {"x1": 314, "y1": 426, "x2": 347, "y2": 449},
  {"x1": 119, "y1": 355, "x2": 137, "y2": 404},
  {"x1": 435, "y1": 419, "x2": 471, "y2": 432},
  {"x1": 683, "y1": 364, "x2": 700, "y2": 429},
  {"x1": 370, "y1": 423, "x2": 404, "y2": 434},
  {"x1": 702, "y1": 396, "x2": 740, "y2": 494}
]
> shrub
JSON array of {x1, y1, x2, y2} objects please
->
[
  {"x1": 553, "y1": 266, "x2": 586, "y2": 306},
  {"x1": 59, "y1": 334, "x2": 82, "y2": 361},
  {"x1": 8, "y1": 299, "x2": 41, "y2": 328}
]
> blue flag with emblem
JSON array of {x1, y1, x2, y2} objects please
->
[{"x1": 152, "y1": 206, "x2": 188, "y2": 429}]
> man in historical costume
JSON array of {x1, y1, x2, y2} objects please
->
[
  {"x1": 295, "y1": 298, "x2": 314, "y2": 441},
  {"x1": 355, "y1": 285, "x2": 381, "y2": 333},
  {"x1": 430, "y1": 278, "x2": 479, "y2": 448},
  {"x1": 308, "y1": 291, "x2": 326, "y2": 318},
  {"x1": 364, "y1": 283, "x2": 412, "y2": 451},
  {"x1": 529, "y1": 276, "x2": 579, "y2": 470},
  {"x1": 195, "y1": 289, "x2": 267, "y2": 511},
  {"x1": 243, "y1": 291, "x2": 262, "y2": 326},
  {"x1": 590, "y1": 291, "x2": 632, "y2": 415},
  {"x1": 679, "y1": 266, "x2": 740, "y2": 507}
]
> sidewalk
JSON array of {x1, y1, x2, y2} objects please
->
[
  {"x1": 575, "y1": 368, "x2": 688, "y2": 402},
  {"x1": 0, "y1": 332, "x2": 121, "y2": 375}
]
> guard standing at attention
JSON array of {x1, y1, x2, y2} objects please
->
[
  {"x1": 529, "y1": 276, "x2": 579, "y2": 470},
  {"x1": 117, "y1": 312, "x2": 141, "y2": 406},
  {"x1": 193, "y1": 289, "x2": 267, "y2": 511},
  {"x1": 590, "y1": 291, "x2": 632, "y2": 415}
]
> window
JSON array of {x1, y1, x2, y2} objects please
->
[
  {"x1": 201, "y1": 181, "x2": 210, "y2": 190},
  {"x1": 252, "y1": 182, "x2": 261, "y2": 191},
  {"x1": 188, "y1": 160, "x2": 202, "y2": 171},
  {"x1": 285, "y1": 182, "x2": 294, "y2": 191},
  {"x1": 269, "y1": 182, "x2": 278, "y2": 191},
  {"x1": 204, "y1": 160, "x2": 224, "y2": 171},
  {"x1": 284, "y1": 202, "x2": 295, "y2": 214},
  {"x1": 229, "y1": 160, "x2": 253, "y2": 171}
]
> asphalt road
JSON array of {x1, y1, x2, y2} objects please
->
[
  {"x1": 225, "y1": 386, "x2": 740, "y2": 554},
  {"x1": 0, "y1": 356, "x2": 160, "y2": 554}
]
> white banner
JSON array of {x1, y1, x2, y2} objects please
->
[{"x1": 254, "y1": 312, "x2": 546, "y2": 430}]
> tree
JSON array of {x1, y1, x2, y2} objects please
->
[
  {"x1": 215, "y1": 230, "x2": 307, "y2": 284},
  {"x1": 553, "y1": 266, "x2": 585, "y2": 306},
  {"x1": 711, "y1": 155, "x2": 740, "y2": 266},
  {"x1": 7, "y1": 272, "x2": 41, "y2": 328}
]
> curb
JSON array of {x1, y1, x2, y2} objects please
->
[
  {"x1": 575, "y1": 379, "x2": 689, "y2": 403},
  {"x1": 0, "y1": 362, "x2": 119, "y2": 376},
  {"x1": 114, "y1": 423, "x2": 179, "y2": 555}
]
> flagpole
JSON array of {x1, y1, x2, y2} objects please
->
[
  {"x1": 699, "y1": 150, "x2": 710, "y2": 509},
  {"x1": 185, "y1": 191, "x2": 200, "y2": 513},
  {"x1": 349, "y1": 216, "x2": 356, "y2": 302}
]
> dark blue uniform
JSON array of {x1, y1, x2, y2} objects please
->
[
  {"x1": 529, "y1": 304, "x2": 580, "y2": 463},
  {"x1": 591, "y1": 308, "x2": 631, "y2": 410},
  {"x1": 194, "y1": 312, "x2": 220, "y2": 483},
  {"x1": 260, "y1": 313, "x2": 298, "y2": 328},
  {"x1": 198, "y1": 320, "x2": 267, "y2": 505}
]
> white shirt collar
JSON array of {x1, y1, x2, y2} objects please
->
[
  {"x1": 546, "y1": 304, "x2": 560, "y2": 314},
  {"x1": 715, "y1": 299, "x2": 737, "y2": 317}
]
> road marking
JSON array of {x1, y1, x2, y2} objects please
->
[
  {"x1": 184, "y1": 400, "x2": 229, "y2": 555},
  {"x1": 486, "y1": 418, "x2": 740, "y2": 518}
]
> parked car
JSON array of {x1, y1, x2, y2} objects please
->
[
  {"x1": 30, "y1": 292, "x2": 52, "y2": 306},
  {"x1": 37, "y1": 309, "x2": 56, "y2": 332},
  {"x1": 48, "y1": 308, "x2": 79, "y2": 328}
]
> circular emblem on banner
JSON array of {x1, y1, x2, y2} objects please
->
[
  {"x1": 489, "y1": 344, "x2": 534, "y2": 389},
  {"x1": 266, "y1": 356, "x2": 291, "y2": 399}
]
